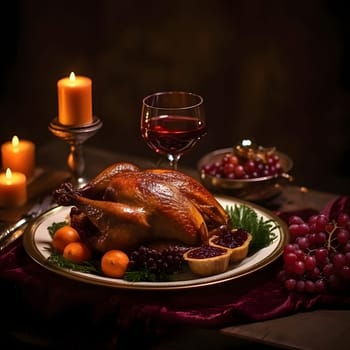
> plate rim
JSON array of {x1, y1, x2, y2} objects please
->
[{"x1": 22, "y1": 195, "x2": 289, "y2": 291}]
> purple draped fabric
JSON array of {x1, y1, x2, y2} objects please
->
[{"x1": 1, "y1": 197, "x2": 350, "y2": 345}]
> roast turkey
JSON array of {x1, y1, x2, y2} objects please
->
[{"x1": 53, "y1": 162, "x2": 229, "y2": 252}]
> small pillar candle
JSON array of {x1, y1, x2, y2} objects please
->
[
  {"x1": 57, "y1": 72, "x2": 93, "y2": 126},
  {"x1": 1, "y1": 136, "x2": 35, "y2": 178},
  {"x1": 0, "y1": 168, "x2": 27, "y2": 207}
]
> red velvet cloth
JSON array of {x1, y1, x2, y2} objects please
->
[{"x1": 1, "y1": 197, "x2": 350, "y2": 346}]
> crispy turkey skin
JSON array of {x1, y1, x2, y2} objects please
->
[{"x1": 53, "y1": 162, "x2": 229, "y2": 252}]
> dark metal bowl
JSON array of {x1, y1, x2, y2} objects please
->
[{"x1": 197, "y1": 147, "x2": 293, "y2": 202}]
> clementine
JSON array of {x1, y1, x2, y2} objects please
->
[
  {"x1": 63, "y1": 242, "x2": 92, "y2": 263},
  {"x1": 52, "y1": 225, "x2": 81, "y2": 253},
  {"x1": 101, "y1": 250, "x2": 130, "y2": 278}
]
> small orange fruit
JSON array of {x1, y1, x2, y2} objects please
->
[
  {"x1": 63, "y1": 242, "x2": 92, "y2": 263},
  {"x1": 52, "y1": 225, "x2": 81, "y2": 253},
  {"x1": 101, "y1": 250, "x2": 130, "y2": 278}
]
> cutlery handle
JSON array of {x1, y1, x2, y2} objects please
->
[
  {"x1": 0, "y1": 217, "x2": 28, "y2": 244},
  {"x1": 0, "y1": 226, "x2": 27, "y2": 252}
]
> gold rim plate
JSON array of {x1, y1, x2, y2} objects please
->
[{"x1": 22, "y1": 196, "x2": 289, "y2": 291}]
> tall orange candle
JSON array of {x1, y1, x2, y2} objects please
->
[
  {"x1": 1, "y1": 136, "x2": 35, "y2": 178},
  {"x1": 57, "y1": 72, "x2": 93, "y2": 126},
  {"x1": 0, "y1": 168, "x2": 27, "y2": 207}
]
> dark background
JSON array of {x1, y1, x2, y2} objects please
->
[{"x1": 1, "y1": 0, "x2": 350, "y2": 195}]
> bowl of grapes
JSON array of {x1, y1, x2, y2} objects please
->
[{"x1": 198, "y1": 139, "x2": 293, "y2": 202}]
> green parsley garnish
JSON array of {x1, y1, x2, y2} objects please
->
[
  {"x1": 47, "y1": 221, "x2": 67, "y2": 238},
  {"x1": 124, "y1": 269, "x2": 173, "y2": 282},
  {"x1": 226, "y1": 204, "x2": 278, "y2": 254},
  {"x1": 47, "y1": 251, "x2": 100, "y2": 274}
]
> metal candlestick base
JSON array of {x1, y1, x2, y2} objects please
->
[{"x1": 49, "y1": 116, "x2": 103, "y2": 187}]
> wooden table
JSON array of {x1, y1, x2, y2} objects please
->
[{"x1": 221, "y1": 309, "x2": 350, "y2": 350}]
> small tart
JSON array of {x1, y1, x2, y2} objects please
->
[
  {"x1": 209, "y1": 229, "x2": 252, "y2": 262},
  {"x1": 183, "y1": 245, "x2": 231, "y2": 276}
]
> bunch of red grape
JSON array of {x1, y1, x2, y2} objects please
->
[
  {"x1": 277, "y1": 212, "x2": 350, "y2": 294},
  {"x1": 201, "y1": 152, "x2": 282, "y2": 180},
  {"x1": 127, "y1": 245, "x2": 188, "y2": 281}
]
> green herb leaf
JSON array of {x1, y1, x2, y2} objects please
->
[
  {"x1": 47, "y1": 251, "x2": 100, "y2": 274},
  {"x1": 124, "y1": 268, "x2": 177, "y2": 282},
  {"x1": 226, "y1": 204, "x2": 278, "y2": 254},
  {"x1": 47, "y1": 221, "x2": 68, "y2": 238},
  {"x1": 124, "y1": 270, "x2": 160, "y2": 282}
]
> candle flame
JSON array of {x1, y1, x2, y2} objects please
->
[
  {"x1": 5, "y1": 168, "x2": 12, "y2": 180},
  {"x1": 12, "y1": 135, "x2": 19, "y2": 148},
  {"x1": 69, "y1": 72, "x2": 76, "y2": 82}
]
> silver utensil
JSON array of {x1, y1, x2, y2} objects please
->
[
  {"x1": 0, "y1": 195, "x2": 55, "y2": 250},
  {"x1": 0, "y1": 226, "x2": 27, "y2": 251}
]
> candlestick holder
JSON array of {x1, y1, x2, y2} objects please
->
[{"x1": 49, "y1": 117, "x2": 103, "y2": 187}]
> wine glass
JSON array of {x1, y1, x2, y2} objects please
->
[{"x1": 141, "y1": 91, "x2": 206, "y2": 170}]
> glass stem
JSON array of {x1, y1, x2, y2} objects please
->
[{"x1": 168, "y1": 154, "x2": 181, "y2": 170}]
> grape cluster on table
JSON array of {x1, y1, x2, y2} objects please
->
[
  {"x1": 201, "y1": 152, "x2": 283, "y2": 180},
  {"x1": 278, "y1": 212, "x2": 350, "y2": 294}
]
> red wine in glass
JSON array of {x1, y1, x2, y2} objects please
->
[{"x1": 141, "y1": 115, "x2": 207, "y2": 158}]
